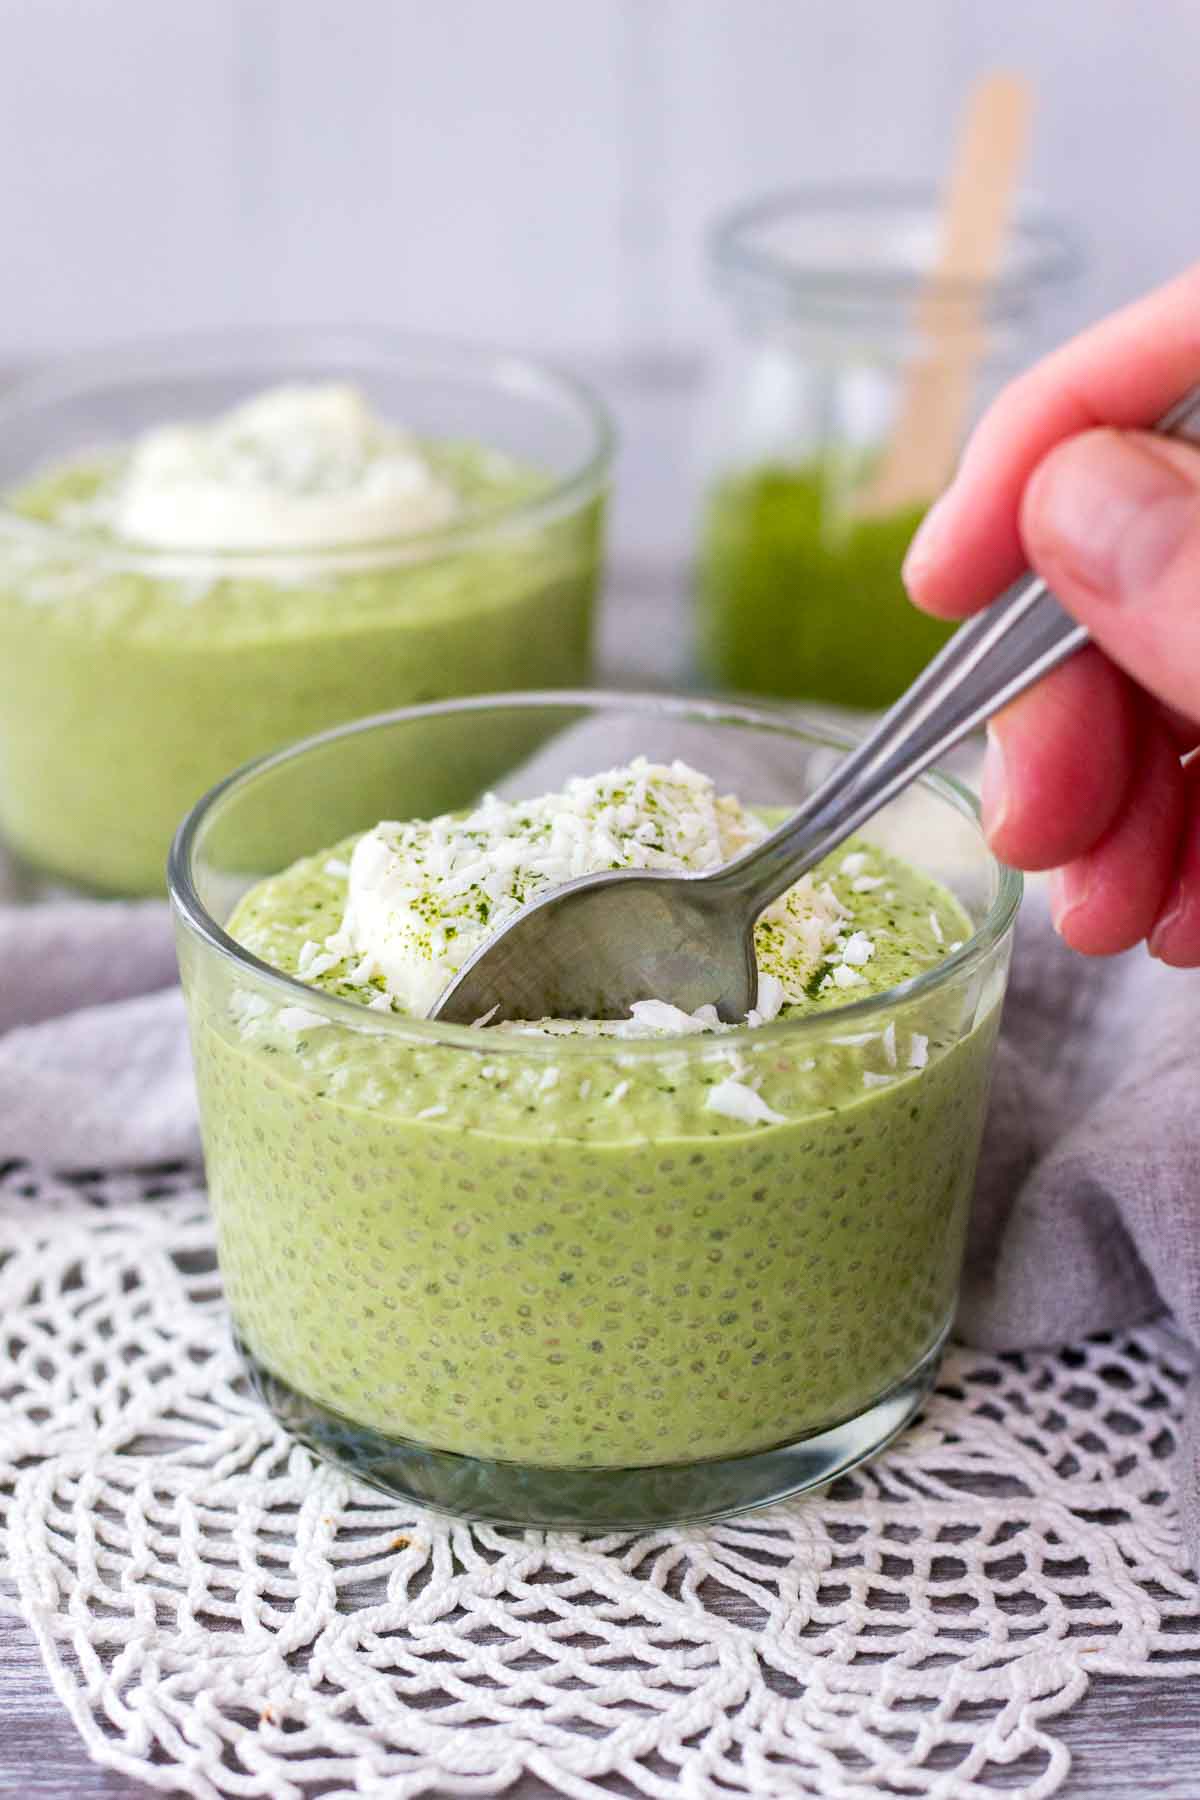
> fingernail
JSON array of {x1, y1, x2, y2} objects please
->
[
  {"x1": 1049, "y1": 863, "x2": 1091, "y2": 935},
  {"x1": 901, "y1": 487, "x2": 955, "y2": 589},
  {"x1": 1148, "y1": 888, "x2": 1186, "y2": 961},
  {"x1": 1027, "y1": 430, "x2": 1197, "y2": 604},
  {"x1": 981, "y1": 725, "x2": 1008, "y2": 840}
]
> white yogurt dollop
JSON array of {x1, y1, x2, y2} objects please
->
[
  {"x1": 109, "y1": 383, "x2": 459, "y2": 550},
  {"x1": 322, "y1": 758, "x2": 850, "y2": 1020}
]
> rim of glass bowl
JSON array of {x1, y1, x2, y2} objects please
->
[
  {"x1": 0, "y1": 325, "x2": 614, "y2": 577},
  {"x1": 168, "y1": 690, "x2": 1023, "y2": 1061},
  {"x1": 710, "y1": 182, "x2": 1082, "y2": 316}
]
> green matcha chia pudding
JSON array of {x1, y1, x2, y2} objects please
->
[
  {"x1": 170, "y1": 694, "x2": 1020, "y2": 1527},
  {"x1": 0, "y1": 333, "x2": 609, "y2": 895},
  {"x1": 697, "y1": 463, "x2": 954, "y2": 707}
]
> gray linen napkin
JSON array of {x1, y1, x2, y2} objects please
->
[
  {"x1": 1, "y1": 860, "x2": 1197, "y2": 1561},
  {"x1": 0, "y1": 902, "x2": 199, "y2": 1168},
  {"x1": 963, "y1": 900, "x2": 1200, "y2": 1560}
]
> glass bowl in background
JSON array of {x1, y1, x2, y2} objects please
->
[
  {"x1": 170, "y1": 691, "x2": 1020, "y2": 1529},
  {"x1": 0, "y1": 329, "x2": 611, "y2": 896},
  {"x1": 695, "y1": 184, "x2": 1080, "y2": 707}
]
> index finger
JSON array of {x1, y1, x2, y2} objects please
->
[{"x1": 903, "y1": 260, "x2": 1200, "y2": 616}]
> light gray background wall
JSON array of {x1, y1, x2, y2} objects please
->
[
  {"x1": 0, "y1": 0, "x2": 1195, "y2": 566},
  {"x1": 2, "y1": 0, "x2": 1193, "y2": 358}
]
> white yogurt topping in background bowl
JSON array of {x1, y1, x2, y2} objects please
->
[
  {"x1": 106, "y1": 382, "x2": 460, "y2": 551},
  {"x1": 0, "y1": 329, "x2": 614, "y2": 591}
]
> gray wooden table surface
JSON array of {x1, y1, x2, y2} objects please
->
[
  {"x1": 3, "y1": 1607, "x2": 1198, "y2": 1798},
  {"x1": 2, "y1": 575, "x2": 1198, "y2": 1797}
]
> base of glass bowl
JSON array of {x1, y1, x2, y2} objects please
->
[
  {"x1": 0, "y1": 835, "x2": 149, "y2": 904},
  {"x1": 237, "y1": 1330, "x2": 947, "y2": 1529}
]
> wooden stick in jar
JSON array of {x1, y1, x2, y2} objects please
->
[{"x1": 856, "y1": 71, "x2": 1034, "y2": 518}]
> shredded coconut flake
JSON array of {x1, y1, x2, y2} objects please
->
[
  {"x1": 230, "y1": 991, "x2": 270, "y2": 1026},
  {"x1": 929, "y1": 910, "x2": 945, "y2": 944},
  {"x1": 627, "y1": 999, "x2": 715, "y2": 1036},
  {"x1": 752, "y1": 973, "x2": 785, "y2": 1023},
  {"x1": 297, "y1": 939, "x2": 339, "y2": 979},
  {"x1": 881, "y1": 1021, "x2": 898, "y2": 1068},
  {"x1": 705, "y1": 1079, "x2": 787, "y2": 1128},
  {"x1": 841, "y1": 931, "x2": 875, "y2": 967},
  {"x1": 276, "y1": 1006, "x2": 332, "y2": 1035},
  {"x1": 909, "y1": 1033, "x2": 929, "y2": 1069}
]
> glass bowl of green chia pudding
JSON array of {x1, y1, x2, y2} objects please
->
[
  {"x1": 170, "y1": 691, "x2": 1020, "y2": 1528},
  {"x1": 0, "y1": 330, "x2": 610, "y2": 896}
]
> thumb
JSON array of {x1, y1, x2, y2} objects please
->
[{"x1": 1020, "y1": 427, "x2": 1200, "y2": 725}]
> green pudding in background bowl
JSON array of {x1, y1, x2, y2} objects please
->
[
  {"x1": 697, "y1": 462, "x2": 955, "y2": 708},
  {"x1": 169, "y1": 691, "x2": 1020, "y2": 1529},
  {"x1": 0, "y1": 330, "x2": 610, "y2": 896}
]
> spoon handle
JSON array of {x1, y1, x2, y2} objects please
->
[{"x1": 717, "y1": 383, "x2": 1200, "y2": 913}]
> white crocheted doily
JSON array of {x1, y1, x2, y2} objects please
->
[{"x1": 1, "y1": 1161, "x2": 1197, "y2": 1800}]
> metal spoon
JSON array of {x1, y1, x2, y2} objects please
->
[{"x1": 433, "y1": 387, "x2": 1200, "y2": 1026}]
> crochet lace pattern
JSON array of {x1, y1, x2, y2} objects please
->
[{"x1": 2, "y1": 1161, "x2": 1197, "y2": 1799}]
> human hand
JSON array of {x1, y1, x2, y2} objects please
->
[{"x1": 902, "y1": 265, "x2": 1200, "y2": 966}]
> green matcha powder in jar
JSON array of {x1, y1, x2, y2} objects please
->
[{"x1": 695, "y1": 186, "x2": 1079, "y2": 707}]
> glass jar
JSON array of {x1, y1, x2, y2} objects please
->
[
  {"x1": 170, "y1": 690, "x2": 1020, "y2": 1529},
  {"x1": 0, "y1": 329, "x2": 611, "y2": 896},
  {"x1": 695, "y1": 186, "x2": 1080, "y2": 707}
]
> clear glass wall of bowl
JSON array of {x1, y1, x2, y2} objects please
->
[
  {"x1": 694, "y1": 186, "x2": 1079, "y2": 708},
  {"x1": 0, "y1": 329, "x2": 611, "y2": 897},
  {"x1": 169, "y1": 692, "x2": 1020, "y2": 1529}
]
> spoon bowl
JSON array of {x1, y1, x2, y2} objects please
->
[{"x1": 436, "y1": 865, "x2": 759, "y2": 1025}]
